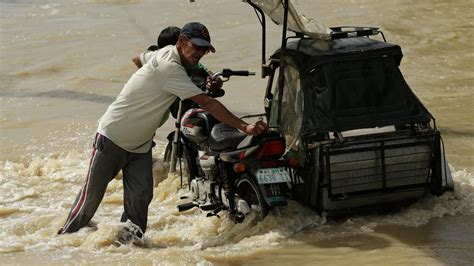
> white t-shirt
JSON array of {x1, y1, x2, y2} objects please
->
[
  {"x1": 97, "y1": 45, "x2": 203, "y2": 153},
  {"x1": 140, "y1": 50, "x2": 156, "y2": 66}
]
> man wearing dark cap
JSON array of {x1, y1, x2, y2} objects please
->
[
  {"x1": 133, "y1": 25, "x2": 220, "y2": 117},
  {"x1": 57, "y1": 22, "x2": 267, "y2": 245}
]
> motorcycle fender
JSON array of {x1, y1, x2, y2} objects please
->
[{"x1": 257, "y1": 183, "x2": 287, "y2": 207}]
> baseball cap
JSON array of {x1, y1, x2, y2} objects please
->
[{"x1": 181, "y1": 22, "x2": 215, "y2": 53}]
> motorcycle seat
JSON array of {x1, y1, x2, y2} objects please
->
[{"x1": 209, "y1": 123, "x2": 247, "y2": 151}]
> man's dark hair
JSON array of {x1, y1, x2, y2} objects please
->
[
  {"x1": 146, "y1": 26, "x2": 181, "y2": 51},
  {"x1": 157, "y1": 26, "x2": 181, "y2": 48}
]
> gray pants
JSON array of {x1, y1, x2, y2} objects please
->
[{"x1": 58, "y1": 133, "x2": 153, "y2": 234}]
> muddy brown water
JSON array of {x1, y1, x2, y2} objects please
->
[{"x1": 1, "y1": 0, "x2": 473, "y2": 264}]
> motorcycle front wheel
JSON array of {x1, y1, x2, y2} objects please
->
[
  {"x1": 163, "y1": 142, "x2": 172, "y2": 162},
  {"x1": 164, "y1": 141, "x2": 197, "y2": 186},
  {"x1": 235, "y1": 175, "x2": 269, "y2": 221}
]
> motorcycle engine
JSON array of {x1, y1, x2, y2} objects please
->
[{"x1": 190, "y1": 178, "x2": 214, "y2": 203}]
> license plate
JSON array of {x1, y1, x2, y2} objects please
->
[{"x1": 256, "y1": 167, "x2": 291, "y2": 184}]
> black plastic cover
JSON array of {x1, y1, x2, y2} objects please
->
[{"x1": 272, "y1": 37, "x2": 432, "y2": 135}]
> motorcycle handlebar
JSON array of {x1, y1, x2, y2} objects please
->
[
  {"x1": 222, "y1": 69, "x2": 255, "y2": 77},
  {"x1": 212, "y1": 68, "x2": 256, "y2": 80}
]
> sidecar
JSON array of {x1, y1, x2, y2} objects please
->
[{"x1": 262, "y1": 27, "x2": 454, "y2": 213}]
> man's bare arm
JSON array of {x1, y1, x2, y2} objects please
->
[{"x1": 190, "y1": 93, "x2": 267, "y2": 135}]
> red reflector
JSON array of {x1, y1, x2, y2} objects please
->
[
  {"x1": 287, "y1": 157, "x2": 299, "y2": 168},
  {"x1": 233, "y1": 162, "x2": 246, "y2": 173},
  {"x1": 257, "y1": 140, "x2": 285, "y2": 160}
]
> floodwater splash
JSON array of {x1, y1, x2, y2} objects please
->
[
  {"x1": 0, "y1": 144, "x2": 322, "y2": 260},
  {"x1": 0, "y1": 147, "x2": 472, "y2": 262}
]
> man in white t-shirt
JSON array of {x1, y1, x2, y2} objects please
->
[
  {"x1": 133, "y1": 25, "x2": 223, "y2": 120},
  {"x1": 57, "y1": 22, "x2": 267, "y2": 245}
]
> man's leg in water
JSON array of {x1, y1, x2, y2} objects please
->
[
  {"x1": 120, "y1": 150, "x2": 153, "y2": 234},
  {"x1": 58, "y1": 134, "x2": 127, "y2": 234}
]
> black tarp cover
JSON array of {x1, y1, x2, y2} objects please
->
[{"x1": 272, "y1": 37, "x2": 432, "y2": 139}]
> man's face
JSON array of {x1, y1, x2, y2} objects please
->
[{"x1": 178, "y1": 35, "x2": 209, "y2": 66}]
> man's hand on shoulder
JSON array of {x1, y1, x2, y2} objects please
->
[{"x1": 132, "y1": 54, "x2": 142, "y2": 68}]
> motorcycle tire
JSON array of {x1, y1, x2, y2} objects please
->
[
  {"x1": 182, "y1": 146, "x2": 198, "y2": 185},
  {"x1": 163, "y1": 142, "x2": 172, "y2": 163},
  {"x1": 235, "y1": 175, "x2": 269, "y2": 221},
  {"x1": 164, "y1": 141, "x2": 197, "y2": 187}
]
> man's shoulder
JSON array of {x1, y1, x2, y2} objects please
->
[
  {"x1": 157, "y1": 46, "x2": 180, "y2": 62},
  {"x1": 155, "y1": 59, "x2": 183, "y2": 75},
  {"x1": 144, "y1": 51, "x2": 181, "y2": 74}
]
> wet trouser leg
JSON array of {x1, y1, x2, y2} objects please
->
[
  {"x1": 58, "y1": 134, "x2": 128, "y2": 234},
  {"x1": 120, "y1": 150, "x2": 153, "y2": 233}
]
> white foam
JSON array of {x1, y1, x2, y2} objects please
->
[{"x1": 0, "y1": 149, "x2": 472, "y2": 261}]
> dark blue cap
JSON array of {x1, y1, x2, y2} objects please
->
[{"x1": 181, "y1": 22, "x2": 215, "y2": 53}]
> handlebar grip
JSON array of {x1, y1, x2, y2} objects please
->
[{"x1": 222, "y1": 68, "x2": 255, "y2": 78}]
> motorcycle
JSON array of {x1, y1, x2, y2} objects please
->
[
  {"x1": 174, "y1": 0, "x2": 454, "y2": 217},
  {"x1": 164, "y1": 69, "x2": 297, "y2": 222}
]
